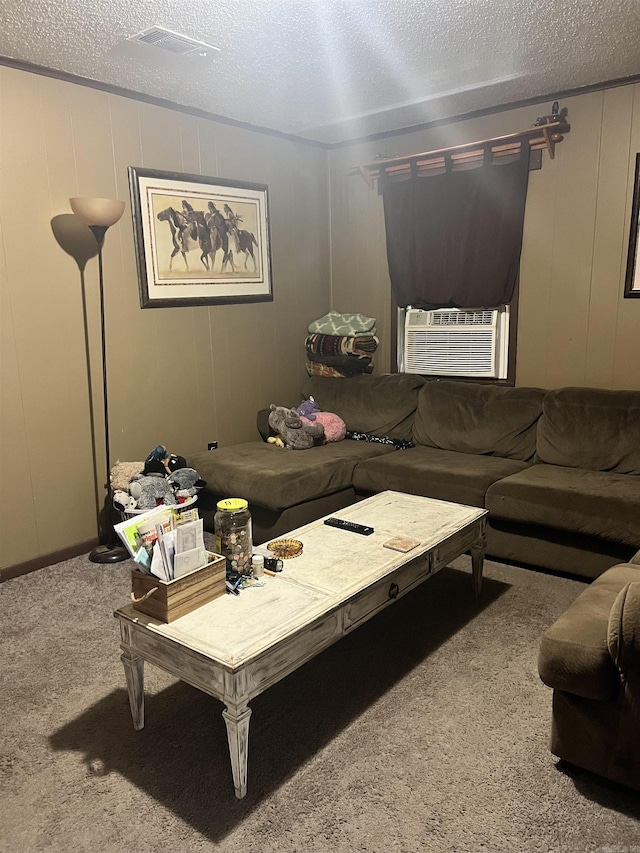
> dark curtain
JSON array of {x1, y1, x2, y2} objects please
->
[{"x1": 382, "y1": 147, "x2": 530, "y2": 309}]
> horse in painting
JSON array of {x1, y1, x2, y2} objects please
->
[
  {"x1": 223, "y1": 203, "x2": 258, "y2": 271},
  {"x1": 156, "y1": 207, "x2": 202, "y2": 271}
]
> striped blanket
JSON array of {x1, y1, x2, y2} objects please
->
[{"x1": 305, "y1": 334, "x2": 379, "y2": 357}]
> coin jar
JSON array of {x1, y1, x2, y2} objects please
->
[{"x1": 214, "y1": 498, "x2": 252, "y2": 576}]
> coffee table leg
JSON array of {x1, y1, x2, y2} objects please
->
[
  {"x1": 120, "y1": 623, "x2": 144, "y2": 730},
  {"x1": 470, "y1": 523, "x2": 486, "y2": 597},
  {"x1": 121, "y1": 650, "x2": 145, "y2": 729},
  {"x1": 222, "y1": 704, "x2": 252, "y2": 799}
]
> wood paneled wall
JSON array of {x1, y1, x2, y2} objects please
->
[
  {"x1": 328, "y1": 85, "x2": 640, "y2": 387},
  {"x1": 3, "y1": 64, "x2": 640, "y2": 573},
  {"x1": 0, "y1": 67, "x2": 330, "y2": 570}
]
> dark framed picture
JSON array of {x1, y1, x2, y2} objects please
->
[
  {"x1": 128, "y1": 167, "x2": 273, "y2": 307},
  {"x1": 624, "y1": 153, "x2": 640, "y2": 298}
]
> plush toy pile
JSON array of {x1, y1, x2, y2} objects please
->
[
  {"x1": 267, "y1": 405, "x2": 325, "y2": 450},
  {"x1": 305, "y1": 311, "x2": 379, "y2": 378},
  {"x1": 265, "y1": 399, "x2": 347, "y2": 449},
  {"x1": 294, "y1": 397, "x2": 346, "y2": 443},
  {"x1": 111, "y1": 444, "x2": 206, "y2": 512}
]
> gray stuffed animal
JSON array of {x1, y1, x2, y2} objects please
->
[
  {"x1": 167, "y1": 467, "x2": 206, "y2": 497},
  {"x1": 129, "y1": 474, "x2": 177, "y2": 509},
  {"x1": 268, "y1": 404, "x2": 325, "y2": 450}
]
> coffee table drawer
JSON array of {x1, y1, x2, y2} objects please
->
[
  {"x1": 433, "y1": 523, "x2": 482, "y2": 571},
  {"x1": 343, "y1": 556, "x2": 430, "y2": 630}
]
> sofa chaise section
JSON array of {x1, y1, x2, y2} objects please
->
[
  {"x1": 486, "y1": 387, "x2": 640, "y2": 576},
  {"x1": 191, "y1": 373, "x2": 425, "y2": 543}
]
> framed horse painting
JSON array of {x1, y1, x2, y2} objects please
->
[{"x1": 128, "y1": 166, "x2": 273, "y2": 307}]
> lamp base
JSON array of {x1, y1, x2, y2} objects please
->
[{"x1": 90, "y1": 543, "x2": 130, "y2": 564}]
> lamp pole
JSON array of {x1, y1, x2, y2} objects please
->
[{"x1": 70, "y1": 198, "x2": 129, "y2": 564}]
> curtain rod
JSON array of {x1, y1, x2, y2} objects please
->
[{"x1": 354, "y1": 106, "x2": 570, "y2": 188}]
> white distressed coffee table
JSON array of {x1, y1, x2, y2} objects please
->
[{"x1": 114, "y1": 490, "x2": 486, "y2": 798}]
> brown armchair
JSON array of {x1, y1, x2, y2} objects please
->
[{"x1": 538, "y1": 553, "x2": 640, "y2": 790}]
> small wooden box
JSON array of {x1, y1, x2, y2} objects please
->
[{"x1": 131, "y1": 552, "x2": 226, "y2": 623}]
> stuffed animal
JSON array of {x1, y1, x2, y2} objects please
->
[
  {"x1": 143, "y1": 446, "x2": 188, "y2": 475},
  {"x1": 166, "y1": 454, "x2": 187, "y2": 473},
  {"x1": 111, "y1": 460, "x2": 144, "y2": 492},
  {"x1": 167, "y1": 467, "x2": 206, "y2": 498},
  {"x1": 145, "y1": 444, "x2": 168, "y2": 464},
  {"x1": 301, "y1": 411, "x2": 346, "y2": 443},
  {"x1": 143, "y1": 457, "x2": 168, "y2": 476},
  {"x1": 129, "y1": 474, "x2": 177, "y2": 509},
  {"x1": 294, "y1": 397, "x2": 321, "y2": 421},
  {"x1": 268, "y1": 404, "x2": 325, "y2": 450},
  {"x1": 113, "y1": 489, "x2": 137, "y2": 513}
]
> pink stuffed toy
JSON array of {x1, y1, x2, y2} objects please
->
[{"x1": 301, "y1": 410, "x2": 346, "y2": 442}]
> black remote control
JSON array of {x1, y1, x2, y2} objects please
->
[{"x1": 323, "y1": 517, "x2": 374, "y2": 535}]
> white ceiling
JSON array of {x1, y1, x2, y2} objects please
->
[{"x1": 1, "y1": 0, "x2": 639, "y2": 144}]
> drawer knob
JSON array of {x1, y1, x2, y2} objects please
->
[{"x1": 388, "y1": 582, "x2": 399, "y2": 599}]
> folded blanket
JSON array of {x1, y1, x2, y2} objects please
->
[
  {"x1": 306, "y1": 350, "x2": 373, "y2": 373},
  {"x1": 305, "y1": 360, "x2": 374, "y2": 378},
  {"x1": 306, "y1": 361, "x2": 348, "y2": 378},
  {"x1": 306, "y1": 334, "x2": 379, "y2": 357},
  {"x1": 308, "y1": 310, "x2": 376, "y2": 336},
  {"x1": 307, "y1": 351, "x2": 373, "y2": 376}
]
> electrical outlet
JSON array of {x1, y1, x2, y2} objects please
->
[{"x1": 208, "y1": 441, "x2": 218, "y2": 450}]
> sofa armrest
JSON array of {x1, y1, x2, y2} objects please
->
[{"x1": 608, "y1": 582, "x2": 640, "y2": 678}]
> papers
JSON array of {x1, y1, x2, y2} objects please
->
[
  {"x1": 174, "y1": 547, "x2": 206, "y2": 578},
  {"x1": 116, "y1": 505, "x2": 207, "y2": 581},
  {"x1": 174, "y1": 519, "x2": 205, "y2": 578},
  {"x1": 114, "y1": 505, "x2": 178, "y2": 558}
]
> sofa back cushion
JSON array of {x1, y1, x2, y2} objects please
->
[
  {"x1": 412, "y1": 380, "x2": 544, "y2": 461},
  {"x1": 536, "y1": 387, "x2": 640, "y2": 474},
  {"x1": 302, "y1": 374, "x2": 425, "y2": 442}
]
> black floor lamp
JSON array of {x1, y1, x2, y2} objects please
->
[{"x1": 68, "y1": 196, "x2": 130, "y2": 564}]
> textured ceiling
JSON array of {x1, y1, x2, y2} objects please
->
[{"x1": 1, "y1": 0, "x2": 639, "y2": 143}]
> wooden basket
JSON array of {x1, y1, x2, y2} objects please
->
[{"x1": 130, "y1": 552, "x2": 226, "y2": 623}]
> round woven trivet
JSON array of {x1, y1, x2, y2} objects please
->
[{"x1": 267, "y1": 538, "x2": 303, "y2": 559}]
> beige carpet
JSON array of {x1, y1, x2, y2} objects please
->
[{"x1": 1, "y1": 549, "x2": 639, "y2": 852}]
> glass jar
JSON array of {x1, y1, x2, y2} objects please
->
[{"x1": 214, "y1": 498, "x2": 252, "y2": 576}]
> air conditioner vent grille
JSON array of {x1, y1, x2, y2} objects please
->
[
  {"x1": 129, "y1": 27, "x2": 220, "y2": 56},
  {"x1": 431, "y1": 310, "x2": 495, "y2": 326}
]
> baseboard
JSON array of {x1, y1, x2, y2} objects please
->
[{"x1": 0, "y1": 538, "x2": 98, "y2": 583}]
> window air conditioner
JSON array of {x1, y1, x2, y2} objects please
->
[{"x1": 401, "y1": 306, "x2": 509, "y2": 378}]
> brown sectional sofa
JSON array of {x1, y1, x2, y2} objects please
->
[
  {"x1": 191, "y1": 374, "x2": 640, "y2": 579},
  {"x1": 538, "y1": 551, "x2": 640, "y2": 789}
]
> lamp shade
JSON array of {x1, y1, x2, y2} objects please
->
[{"x1": 69, "y1": 197, "x2": 125, "y2": 227}]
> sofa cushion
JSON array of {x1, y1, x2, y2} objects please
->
[
  {"x1": 302, "y1": 373, "x2": 425, "y2": 442},
  {"x1": 486, "y1": 464, "x2": 640, "y2": 548},
  {"x1": 353, "y1": 446, "x2": 529, "y2": 508},
  {"x1": 190, "y1": 441, "x2": 395, "y2": 513},
  {"x1": 412, "y1": 381, "x2": 544, "y2": 461},
  {"x1": 536, "y1": 387, "x2": 640, "y2": 474},
  {"x1": 539, "y1": 564, "x2": 640, "y2": 701},
  {"x1": 608, "y1": 581, "x2": 640, "y2": 674}
]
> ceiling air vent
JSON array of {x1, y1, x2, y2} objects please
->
[{"x1": 129, "y1": 26, "x2": 220, "y2": 56}]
